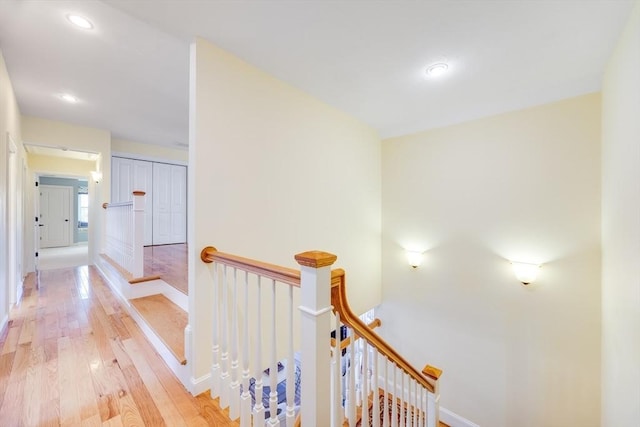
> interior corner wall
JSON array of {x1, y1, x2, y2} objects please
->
[
  {"x1": 380, "y1": 93, "x2": 602, "y2": 427},
  {"x1": 189, "y1": 38, "x2": 381, "y2": 382},
  {"x1": 22, "y1": 116, "x2": 111, "y2": 262},
  {"x1": 601, "y1": 1, "x2": 640, "y2": 426},
  {"x1": 0, "y1": 49, "x2": 24, "y2": 325}
]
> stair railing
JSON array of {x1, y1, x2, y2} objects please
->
[
  {"x1": 103, "y1": 191, "x2": 145, "y2": 277},
  {"x1": 330, "y1": 270, "x2": 442, "y2": 427},
  {"x1": 200, "y1": 246, "x2": 441, "y2": 427}
]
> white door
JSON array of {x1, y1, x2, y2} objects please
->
[
  {"x1": 133, "y1": 160, "x2": 153, "y2": 246},
  {"x1": 40, "y1": 185, "x2": 73, "y2": 248},
  {"x1": 153, "y1": 163, "x2": 186, "y2": 245},
  {"x1": 111, "y1": 157, "x2": 133, "y2": 202}
]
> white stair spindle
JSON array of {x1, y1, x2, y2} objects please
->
[
  {"x1": 285, "y1": 284, "x2": 295, "y2": 427},
  {"x1": 240, "y1": 271, "x2": 251, "y2": 427},
  {"x1": 211, "y1": 262, "x2": 221, "y2": 398},
  {"x1": 331, "y1": 313, "x2": 342, "y2": 427},
  {"x1": 372, "y1": 349, "x2": 380, "y2": 427},
  {"x1": 220, "y1": 265, "x2": 230, "y2": 409},
  {"x1": 253, "y1": 275, "x2": 265, "y2": 427},
  {"x1": 391, "y1": 364, "x2": 398, "y2": 427},
  {"x1": 230, "y1": 268, "x2": 240, "y2": 419},
  {"x1": 361, "y1": 340, "x2": 369, "y2": 427},
  {"x1": 348, "y1": 329, "x2": 357, "y2": 426},
  {"x1": 383, "y1": 358, "x2": 390, "y2": 427},
  {"x1": 268, "y1": 279, "x2": 280, "y2": 426}
]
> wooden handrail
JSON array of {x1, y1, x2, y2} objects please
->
[
  {"x1": 330, "y1": 270, "x2": 436, "y2": 393},
  {"x1": 200, "y1": 246, "x2": 301, "y2": 286},
  {"x1": 331, "y1": 318, "x2": 382, "y2": 351}
]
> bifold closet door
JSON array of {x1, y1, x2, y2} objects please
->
[
  {"x1": 133, "y1": 160, "x2": 153, "y2": 246},
  {"x1": 152, "y1": 163, "x2": 187, "y2": 245}
]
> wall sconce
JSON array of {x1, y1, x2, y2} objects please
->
[
  {"x1": 511, "y1": 262, "x2": 540, "y2": 285},
  {"x1": 406, "y1": 250, "x2": 424, "y2": 269},
  {"x1": 90, "y1": 170, "x2": 103, "y2": 183}
]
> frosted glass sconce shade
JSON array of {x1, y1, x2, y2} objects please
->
[
  {"x1": 406, "y1": 251, "x2": 424, "y2": 268},
  {"x1": 511, "y1": 262, "x2": 540, "y2": 285}
]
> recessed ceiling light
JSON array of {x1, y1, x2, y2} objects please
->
[
  {"x1": 60, "y1": 94, "x2": 78, "y2": 103},
  {"x1": 425, "y1": 63, "x2": 449, "y2": 78},
  {"x1": 67, "y1": 14, "x2": 94, "y2": 30}
]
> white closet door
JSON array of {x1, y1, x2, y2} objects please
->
[
  {"x1": 111, "y1": 157, "x2": 134, "y2": 202},
  {"x1": 152, "y1": 163, "x2": 187, "y2": 245},
  {"x1": 133, "y1": 160, "x2": 153, "y2": 246},
  {"x1": 169, "y1": 165, "x2": 187, "y2": 243}
]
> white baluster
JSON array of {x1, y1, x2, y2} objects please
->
[
  {"x1": 383, "y1": 358, "x2": 390, "y2": 427},
  {"x1": 391, "y1": 364, "x2": 398, "y2": 427},
  {"x1": 211, "y1": 262, "x2": 221, "y2": 398},
  {"x1": 267, "y1": 279, "x2": 280, "y2": 426},
  {"x1": 241, "y1": 271, "x2": 251, "y2": 427},
  {"x1": 348, "y1": 330, "x2": 356, "y2": 426},
  {"x1": 372, "y1": 349, "x2": 380, "y2": 427},
  {"x1": 220, "y1": 265, "x2": 230, "y2": 409},
  {"x1": 230, "y1": 268, "x2": 240, "y2": 419},
  {"x1": 361, "y1": 340, "x2": 369, "y2": 427},
  {"x1": 331, "y1": 313, "x2": 342, "y2": 427},
  {"x1": 401, "y1": 370, "x2": 406, "y2": 427},
  {"x1": 253, "y1": 275, "x2": 265, "y2": 426},
  {"x1": 285, "y1": 284, "x2": 295, "y2": 427}
]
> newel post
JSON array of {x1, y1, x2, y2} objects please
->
[
  {"x1": 132, "y1": 191, "x2": 146, "y2": 277},
  {"x1": 295, "y1": 250, "x2": 337, "y2": 427}
]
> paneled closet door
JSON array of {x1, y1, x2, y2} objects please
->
[
  {"x1": 132, "y1": 160, "x2": 153, "y2": 246},
  {"x1": 111, "y1": 157, "x2": 134, "y2": 202},
  {"x1": 152, "y1": 163, "x2": 187, "y2": 245}
]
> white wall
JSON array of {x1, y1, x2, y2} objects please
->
[
  {"x1": 189, "y1": 38, "x2": 381, "y2": 385},
  {"x1": 0, "y1": 49, "x2": 25, "y2": 330},
  {"x1": 22, "y1": 116, "x2": 111, "y2": 263},
  {"x1": 601, "y1": 1, "x2": 640, "y2": 425},
  {"x1": 111, "y1": 138, "x2": 188, "y2": 164},
  {"x1": 380, "y1": 93, "x2": 602, "y2": 427}
]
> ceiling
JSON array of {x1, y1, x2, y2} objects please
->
[
  {"x1": 0, "y1": 0, "x2": 634, "y2": 149},
  {"x1": 24, "y1": 143, "x2": 100, "y2": 161}
]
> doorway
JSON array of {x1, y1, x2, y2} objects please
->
[{"x1": 39, "y1": 185, "x2": 73, "y2": 248}]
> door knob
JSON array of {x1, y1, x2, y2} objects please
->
[{"x1": 65, "y1": 219, "x2": 69, "y2": 222}]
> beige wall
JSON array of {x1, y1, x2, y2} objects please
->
[
  {"x1": 189, "y1": 38, "x2": 381, "y2": 383},
  {"x1": 0, "y1": 49, "x2": 25, "y2": 327},
  {"x1": 112, "y1": 138, "x2": 188, "y2": 163},
  {"x1": 22, "y1": 116, "x2": 111, "y2": 262},
  {"x1": 380, "y1": 93, "x2": 602, "y2": 426},
  {"x1": 601, "y1": 1, "x2": 640, "y2": 425},
  {"x1": 28, "y1": 154, "x2": 95, "y2": 177}
]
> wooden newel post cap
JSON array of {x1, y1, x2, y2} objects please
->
[
  {"x1": 132, "y1": 190, "x2": 146, "y2": 196},
  {"x1": 422, "y1": 364, "x2": 443, "y2": 381},
  {"x1": 102, "y1": 202, "x2": 108, "y2": 209},
  {"x1": 200, "y1": 246, "x2": 218, "y2": 263},
  {"x1": 294, "y1": 251, "x2": 337, "y2": 268}
]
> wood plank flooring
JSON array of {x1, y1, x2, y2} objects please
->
[
  {"x1": 144, "y1": 244, "x2": 188, "y2": 295},
  {"x1": 130, "y1": 294, "x2": 187, "y2": 365},
  {"x1": 0, "y1": 266, "x2": 238, "y2": 426}
]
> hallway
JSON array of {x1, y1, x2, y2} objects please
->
[{"x1": 0, "y1": 266, "x2": 236, "y2": 426}]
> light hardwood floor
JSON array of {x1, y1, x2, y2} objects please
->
[
  {"x1": 0, "y1": 266, "x2": 237, "y2": 426},
  {"x1": 144, "y1": 244, "x2": 188, "y2": 295}
]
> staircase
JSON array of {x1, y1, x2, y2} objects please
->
[{"x1": 200, "y1": 246, "x2": 443, "y2": 427}]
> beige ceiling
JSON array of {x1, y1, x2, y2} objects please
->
[{"x1": 0, "y1": 0, "x2": 635, "y2": 148}]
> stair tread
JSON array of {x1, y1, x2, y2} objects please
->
[{"x1": 131, "y1": 294, "x2": 187, "y2": 364}]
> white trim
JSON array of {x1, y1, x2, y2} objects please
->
[
  {"x1": 0, "y1": 314, "x2": 8, "y2": 337},
  {"x1": 112, "y1": 152, "x2": 188, "y2": 166},
  {"x1": 298, "y1": 305, "x2": 333, "y2": 317},
  {"x1": 190, "y1": 372, "x2": 212, "y2": 396},
  {"x1": 440, "y1": 407, "x2": 480, "y2": 427}
]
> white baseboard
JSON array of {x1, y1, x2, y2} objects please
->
[
  {"x1": 190, "y1": 373, "x2": 211, "y2": 396},
  {"x1": 0, "y1": 314, "x2": 8, "y2": 337},
  {"x1": 441, "y1": 407, "x2": 480, "y2": 427}
]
